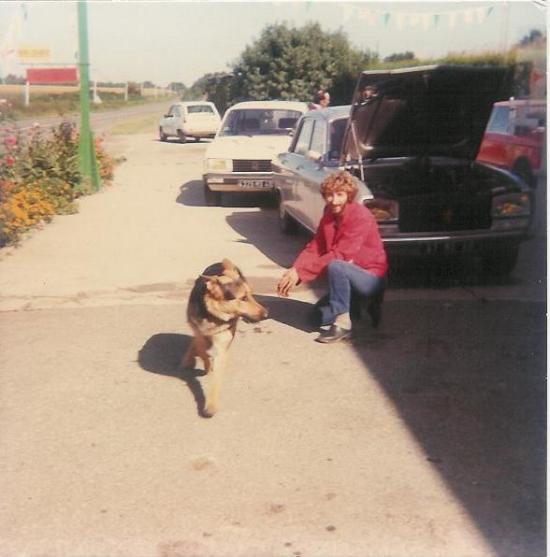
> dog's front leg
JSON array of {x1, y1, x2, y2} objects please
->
[{"x1": 202, "y1": 330, "x2": 233, "y2": 418}]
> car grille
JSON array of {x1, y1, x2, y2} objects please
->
[
  {"x1": 232, "y1": 159, "x2": 272, "y2": 173},
  {"x1": 399, "y1": 193, "x2": 492, "y2": 233}
]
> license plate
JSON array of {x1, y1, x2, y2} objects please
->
[{"x1": 239, "y1": 179, "x2": 274, "y2": 189}]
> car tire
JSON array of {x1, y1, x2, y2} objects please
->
[
  {"x1": 481, "y1": 243, "x2": 519, "y2": 276},
  {"x1": 278, "y1": 193, "x2": 299, "y2": 235},
  {"x1": 204, "y1": 182, "x2": 221, "y2": 206},
  {"x1": 513, "y1": 159, "x2": 536, "y2": 188},
  {"x1": 177, "y1": 130, "x2": 187, "y2": 143},
  {"x1": 159, "y1": 127, "x2": 168, "y2": 142}
]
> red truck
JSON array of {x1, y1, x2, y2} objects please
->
[{"x1": 477, "y1": 99, "x2": 546, "y2": 188}]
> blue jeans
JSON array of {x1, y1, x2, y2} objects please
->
[{"x1": 318, "y1": 260, "x2": 385, "y2": 326}]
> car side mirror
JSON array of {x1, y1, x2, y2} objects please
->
[{"x1": 307, "y1": 150, "x2": 322, "y2": 163}]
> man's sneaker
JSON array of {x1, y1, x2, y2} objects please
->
[{"x1": 315, "y1": 324, "x2": 353, "y2": 344}]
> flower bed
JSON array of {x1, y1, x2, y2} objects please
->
[{"x1": 0, "y1": 121, "x2": 116, "y2": 247}]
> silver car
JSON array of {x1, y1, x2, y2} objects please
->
[{"x1": 273, "y1": 65, "x2": 535, "y2": 275}]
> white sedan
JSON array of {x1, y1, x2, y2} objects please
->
[
  {"x1": 159, "y1": 101, "x2": 221, "y2": 143},
  {"x1": 203, "y1": 100, "x2": 308, "y2": 205}
]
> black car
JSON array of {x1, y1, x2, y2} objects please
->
[{"x1": 273, "y1": 65, "x2": 534, "y2": 275}]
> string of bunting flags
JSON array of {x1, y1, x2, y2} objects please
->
[{"x1": 342, "y1": 5, "x2": 496, "y2": 30}]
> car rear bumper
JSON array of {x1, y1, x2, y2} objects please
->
[
  {"x1": 382, "y1": 229, "x2": 530, "y2": 256},
  {"x1": 184, "y1": 129, "x2": 217, "y2": 137},
  {"x1": 203, "y1": 172, "x2": 276, "y2": 193}
]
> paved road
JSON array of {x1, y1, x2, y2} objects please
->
[
  {"x1": 0, "y1": 133, "x2": 545, "y2": 557},
  {"x1": 10, "y1": 99, "x2": 174, "y2": 134}
]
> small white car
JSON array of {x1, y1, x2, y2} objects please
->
[
  {"x1": 203, "y1": 100, "x2": 308, "y2": 205},
  {"x1": 159, "y1": 101, "x2": 221, "y2": 143}
]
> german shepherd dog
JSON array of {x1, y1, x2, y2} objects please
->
[{"x1": 180, "y1": 259, "x2": 268, "y2": 417}]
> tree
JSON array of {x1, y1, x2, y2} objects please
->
[
  {"x1": 518, "y1": 29, "x2": 545, "y2": 47},
  {"x1": 229, "y1": 23, "x2": 377, "y2": 105},
  {"x1": 383, "y1": 51, "x2": 415, "y2": 63}
]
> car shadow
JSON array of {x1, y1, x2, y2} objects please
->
[
  {"x1": 176, "y1": 180, "x2": 205, "y2": 207},
  {"x1": 137, "y1": 333, "x2": 206, "y2": 418},
  {"x1": 176, "y1": 180, "x2": 278, "y2": 208},
  {"x1": 226, "y1": 208, "x2": 310, "y2": 268},
  {"x1": 351, "y1": 298, "x2": 546, "y2": 557},
  {"x1": 386, "y1": 255, "x2": 522, "y2": 289},
  {"x1": 156, "y1": 138, "x2": 212, "y2": 144}
]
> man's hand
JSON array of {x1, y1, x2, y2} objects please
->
[{"x1": 277, "y1": 267, "x2": 300, "y2": 297}]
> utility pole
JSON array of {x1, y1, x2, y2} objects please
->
[{"x1": 77, "y1": 0, "x2": 100, "y2": 191}]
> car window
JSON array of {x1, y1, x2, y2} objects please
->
[
  {"x1": 310, "y1": 120, "x2": 327, "y2": 154},
  {"x1": 187, "y1": 105, "x2": 214, "y2": 114},
  {"x1": 219, "y1": 109, "x2": 302, "y2": 136},
  {"x1": 486, "y1": 106, "x2": 510, "y2": 134},
  {"x1": 328, "y1": 119, "x2": 348, "y2": 160},
  {"x1": 294, "y1": 119, "x2": 314, "y2": 155},
  {"x1": 168, "y1": 105, "x2": 178, "y2": 116}
]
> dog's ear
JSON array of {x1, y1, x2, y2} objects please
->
[
  {"x1": 221, "y1": 258, "x2": 243, "y2": 279},
  {"x1": 201, "y1": 275, "x2": 224, "y2": 300},
  {"x1": 221, "y1": 259, "x2": 238, "y2": 272}
]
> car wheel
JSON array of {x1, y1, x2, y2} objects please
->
[
  {"x1": 513, "y1": 159, "x2": 536, "y2": 188},
  {"x1": 204, "y1": 182, "x2": 221, "y2": 206},
  {"x1": 159, "y1": 127, "x2": 168, "y2": 142},
  {"x1": 278, "y1": 193, "x2": 298, "y2": 235},
  {"x1": 177, "y1": 130, "x2": 187, "y2": 143},
  {"x1": 481, "y1": 243, "x2": 520, "y2": 276}
]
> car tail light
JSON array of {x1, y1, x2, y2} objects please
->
[
  {"x1": 492, "y1": 193, "x2": 531, "y2": 217},
  {"x1": 364, "y1": 199, "x2": 399, "y2": 222}
]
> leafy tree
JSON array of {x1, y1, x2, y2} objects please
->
[
  {"x1": 518, "y1": 29, "x2": 545, "y2": 47},
  {"x1": 383, "y1": 51, "x2": 415, "y2": 63},
  {"x1": 229, "y1": 23, "x2": 377, "y2": 105}
]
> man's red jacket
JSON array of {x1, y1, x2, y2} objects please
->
[{"x1": 293, "y1": 202, "x2": 388, "y2": 283}]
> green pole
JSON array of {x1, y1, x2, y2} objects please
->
[{"x1": 77, "y1": 0, "x2": 100, "y2": 191}]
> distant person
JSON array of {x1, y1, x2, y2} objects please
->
[
  {"x1": 358, "y1": 85, "x2": 378, "y2": 106},
  {"x1": 309, "y1": 89, "x2": 330, "y2": 110}
]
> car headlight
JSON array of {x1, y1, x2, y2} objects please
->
[
  {"x1": 492, "y1": 193, "x2": 531, "y2": 218},
  {"x1": 364, "y1": 199, "x2": 399, "y2": 222},
  {"x1": 206, "y1": 158, "x2": 232, "y2": 172}
]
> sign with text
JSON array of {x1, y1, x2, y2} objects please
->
[
  {"x1": 26, "y1": 67, "x2": 78, "y2": 85},
  {"x1": 17, "y1": 45, "x2": 51, "y2": 62}
]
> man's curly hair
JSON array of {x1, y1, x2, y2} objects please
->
[{"x1": 320, "y1": 170, "x2": 358, "y2": 202}]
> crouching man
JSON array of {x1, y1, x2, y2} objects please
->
[{"x1": 277, "y1": 170, "x2": 388, "y2": 343}]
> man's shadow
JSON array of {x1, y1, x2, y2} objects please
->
[
  {"x1": 255, "y1": 294, "x2": 318, "y2": 333},
  {"x1": 137, "y1": 333, "x2": 208, "y2": 417}
]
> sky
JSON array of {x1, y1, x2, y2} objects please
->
[{"x1": 0, "y1": 0, "x2": 546, "y2": 87}]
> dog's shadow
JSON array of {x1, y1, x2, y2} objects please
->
[
  {"x1": 137, "y1": 297, "x2": 317, "y2": 417},
  {"x1": 137, "y1": 333, "x2": 209, "y2": 417}
]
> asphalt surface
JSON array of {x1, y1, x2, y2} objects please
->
[
  {"x1": 11, "y1": 99, "x2": 174, "y2": 134},
  {"x1": 0, "y1": 131, "x2": 546, "y2": 557}
]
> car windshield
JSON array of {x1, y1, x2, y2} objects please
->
[
  {"x1": 219, "y1": 109, "x2": 302, "y2": 136},
  {"x1": 187, "y1": 105, "x2": 214, "y2": 113}
]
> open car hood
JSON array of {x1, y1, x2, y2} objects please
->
[{"x1": 342, "y1": 65, "x2": 507, "y2": 161}]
